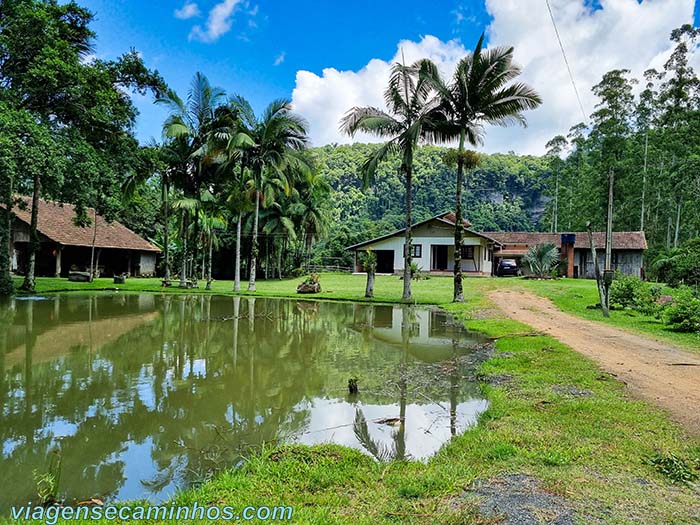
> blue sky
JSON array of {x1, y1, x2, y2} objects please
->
[{"x1": 81, "y1": 0, "x2": 700, "y2": 154}]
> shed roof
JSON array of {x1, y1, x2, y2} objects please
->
[
  {"x1": 484, "y1": 231, "x2": 647, "y2": 251},
  {"x1": 12, "y1": 198, "x2": 161, "y2": 252}
]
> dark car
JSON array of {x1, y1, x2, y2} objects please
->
[{"x1": 496, "y1": 259, "x2": 520, "y2": 277}]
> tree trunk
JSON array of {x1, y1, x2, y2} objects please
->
[
  {"x1": 191, "y1": 206, "x2": 199, "y2": 286},
  {"x1": 162, "y1": 176, "x2": 171, "y2": 284},
  {"x1": 553, "y1": 168, "x2": 559, "y2": 233},
  {"x1": 453, "y1": 132, "x2": 466, "y2": 302},
  {"x1": 674, "y1": 196, "x2": 682, "y2": 248},
  {"x1": 365, "y1": 267, "x2": 375, "y2": 298},
  {"x1": 89, "y1": 208, "x2": 97, "y2": 281},
  {"x1": 248, "y1": 193, "x2": 260, "y2": 292},
  {"x1": 205, "y1": 233, "x2": 213, "y2": 290},
  {"x1": 604, "y1": 167, "x2": 614, "y2": 271},
  {"x1": 402, "y1": 157, "x2": 413, "y2": 302},
  {"x1": 588, "y1": 223, "x2": 609, "y2": 318},
  {"x1": 640, "y1": 132, "x2": 648, "y2": 231},
  {"x1": 179, "y1": 212, "x2": 188, "y2": 288},
  {"x1": 234, "y1": 213, "x2": 242, "y2": 291},
  {"x1": 21, "y1": 173, "x2": 41, "y2": 292},
  {"x1": 0, "y1": 171, "x2": 14, "y2": 296}
]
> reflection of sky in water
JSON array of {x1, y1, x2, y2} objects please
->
[
  {"x1": 113, "y1": 437, "x2": 179, "y2": 503},
  {"x1": 293, "y1": 398, "x2": 488, "y2": 460}
]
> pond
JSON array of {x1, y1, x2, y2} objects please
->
[{"x1": 0, "y1": 294, "x2": 489, "y2": 508}]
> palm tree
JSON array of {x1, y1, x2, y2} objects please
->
[
  {"x1": 229, "y1": 98, "x2": 310, "y2": 292},
  {"x1": 421, "y1": 34, "x2": 542, "y2": 301},
  {"x1": 199, "y1": 210, "x2": 227, "y2": 290},
  {"x1": 158, "y1": 73, "x2": 226, "y2": 287},
  {"x1": 215, "y1": 95, "x2": 256, "y2": 292},
  {"x1": 340, "y1": 59, "x2": 443, "y2": 301}
]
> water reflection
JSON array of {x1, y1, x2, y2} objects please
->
[{"x1": 0, "y1": 294, "x2": 488, "y2": 508}]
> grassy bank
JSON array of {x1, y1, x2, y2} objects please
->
[{"x1": 5, "y1": 275, "x2": 700, "y2": 523}]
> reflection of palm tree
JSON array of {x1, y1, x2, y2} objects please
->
[{"x1": 352, "y1": 408, "x2": 406, "y2": 462}]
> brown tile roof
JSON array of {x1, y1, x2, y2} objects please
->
[
  {"x1": 12, "y1": 198, "x2": 160, "y2": 252},
  {"x1": 484, "y1": 231, "x2": 647, "y2": 251},
  {"x1": 440, "y1": 212, "x2": 472, "y2": 228}
]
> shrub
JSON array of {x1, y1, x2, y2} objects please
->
[
  {"x1": 651, "y1": 238, "x2": 700, "y2": 287},
  {"x1": 610, "y1": 274, "x2": 656, "y2": 312},
  {"x1": 523, "y1": 243, "x2": 559, "y2": 278},
  {"x1": 662, "y1": 287, "x2": 700, "y2": 333},
  {"x1": 649, "y1": 452, "x2": 699, "y2": 485}
]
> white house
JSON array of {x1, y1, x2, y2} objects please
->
[{"x1": 347, "y1": 212, "x2": 500, "y2": 276}]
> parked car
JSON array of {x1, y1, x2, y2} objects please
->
[{"x1": 496, "y1": 259, "x2": 520, "y2": 277}]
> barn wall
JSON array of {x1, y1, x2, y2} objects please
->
[
  {"x1": 575, "y1": 249, "x2": 644, "y2": 278},
  {"x1": 139, "y1": 252, "x2": 157, "y2": 276}
]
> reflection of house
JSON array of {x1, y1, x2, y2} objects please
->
[
  {"x1": 366, "y1": 305, "x2": 484, "y2": 362},
  {"x1": 10, "y1": 198, "x2": 160, "y2": 277},
  {"x1": 348, "y1": 212, "x2": 647, "y2": 278},
  {"x1": 347, "y1": 213, "x2": 499, "y2": 276}
]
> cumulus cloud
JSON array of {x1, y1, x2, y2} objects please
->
[
  {"x1": 274, "y1": 52, "x2": 286, "y2": 66},
  {"x1": 190, "y1": 0, "x2": 242, "y2": 43},
  {"x1": 174, "y1": 2, "x2": 200, "y2": 20},
  {"x1": 291, "y1": 0, "x2": 696, "y2": 154}
]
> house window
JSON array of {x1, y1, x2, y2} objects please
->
[
  {"x1": 461, "y1": 245, "x2": 475, "y2": 259},
  {"x1": 612, "y1": 252, "x2": 619, "y2": 267},
  {"x1": 404, "y1": 244, "x2": 422, "y2": 258}
]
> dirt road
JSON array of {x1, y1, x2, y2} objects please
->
[{"x1": 488, "y1": 288, "x2": 700, "y2": 435}]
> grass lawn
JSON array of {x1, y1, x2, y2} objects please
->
[
  {"x1": 5, "y1": 274, "x2": 700, "y2": 523},
  {"x1": 513, "y1": 278, "x2": 700, "y2": 351}
]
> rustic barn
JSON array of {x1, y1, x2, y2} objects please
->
[
  {"x1": 484, "y1": 231, "x2": 648, "y2": 278},
  {"x1": 10, "y1": 198, "x2": 160, "y2": 278}
]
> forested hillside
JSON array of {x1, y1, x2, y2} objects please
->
[{"x1": 309, "y1": 144, "x2": 550, "y2": 265}]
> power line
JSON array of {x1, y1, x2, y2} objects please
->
[{"x1": 545, "y1": 0, "x2": 588, "y2": 123}]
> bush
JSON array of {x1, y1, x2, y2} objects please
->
[
  {"x1": 661, "y1": 287, "x2": 700, "y2": 333},
  {"x1": 651, "y1": 238, "x2": 700, "y2": 288},
  {"x1": 609, "y1": 274, "x2": 657, "y2": 312}
]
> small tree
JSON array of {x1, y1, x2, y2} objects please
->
[
  {"x1": 362, "y1": 250, "x2": 377, "y2": 298},
  {"x1": 523, "y1": 243, "x2": 559, "y2": 278}
]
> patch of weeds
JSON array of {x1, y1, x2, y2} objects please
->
[
  {"x1": 538, "y1": 450, "x2": 571, "y2": 466},
  {"x1": 648, "y1": 452, "x2": 699, "y2": 485},
  {"x1": 485, "y1": 443, "x2": 519, "y2": 461}
]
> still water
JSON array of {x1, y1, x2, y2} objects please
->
[{"x1": 0, "y1": 294, "x2": 488, "y2": 507}]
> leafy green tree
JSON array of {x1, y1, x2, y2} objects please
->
[
  {"x1": 0, "y1": 0, "x2": 165, "y2": 292},
  {"x1": 158, "y1": 73, "x2": 225, "y2": 287},
  {"x1": 341, "y1": 60, "x2": 444, "y2": 301},
  {"x1": 232, "y1": 98, "x2": 309, "y2": 291},
  {"x1": 421, "y1": 34, "x2": 541, "y2": 301}
]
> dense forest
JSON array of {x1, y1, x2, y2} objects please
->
[{"x1": 1, "y1": 0, "x2": 699, "y2": 296}]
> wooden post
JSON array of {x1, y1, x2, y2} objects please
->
[{"x1": 54, "y1": 244, "x2": 62, "y2": 277}]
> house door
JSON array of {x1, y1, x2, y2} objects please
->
[
  {"x1": 375, "y1": 250, "x2": 394, "y2": 274},
  {"x1": 432, "y1": 245, "x2": 448, "y2": 271}
]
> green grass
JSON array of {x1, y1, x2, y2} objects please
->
[
  {"x1": 13, "y1": 273, "x2": 461, "y2": 305},
  {"x1": 514, "y1": 278, "x2": 700, "y2": 351},
  {"x1": 5, "y1": 274, "x2": 700, "y2": 523}
]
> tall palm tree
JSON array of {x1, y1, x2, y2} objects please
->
[
  {"x1": 158, "y1": 72, "x2": 226, "y2": 287},
  {"x1": 229, "y1": 97, "x2": 310, "y2": 292},
  {"x1": 421, "y1": 34, "x2": 542, "y2": 302},
  {"x1": 340, "y1": 60, "x2": 443, "y2": 301},
  {"x1": 216, "y1": 95, "x2": 256, "y2": 292}
]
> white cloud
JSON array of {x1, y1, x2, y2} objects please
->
[
  {"x1": 292, "y1": 36, "x2": 468, "y2": 147},
  {"x1": 189, "y1": 0, "x2": 242, "y2": 43},
  {"x1": 291, "y1": 0, "x2": 696, "y2": 154},
  {"x1": 274, "y1": 52, "x2": 286, "y2": 66},
  {"x1": 174, "y1": 2, "x2": 200, "y2": 20}
]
